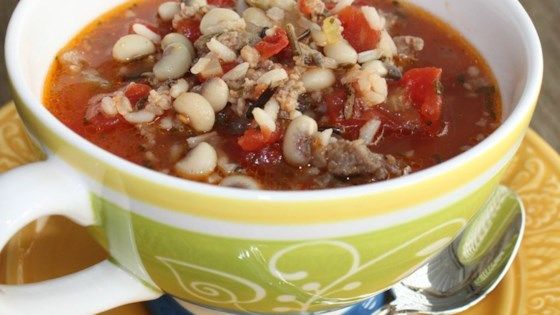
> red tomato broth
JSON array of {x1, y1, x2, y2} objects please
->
[
  {"x1": 43, "y1": 0, "x2": 501, "y2": 190},
  {"x1": 368, "y1": 1, "x2": 501, "y2": 169}
]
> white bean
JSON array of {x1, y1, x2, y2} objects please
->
[
  {"x1": 324, "y1": 40, "x2": 358, "y2": 65},
  {"x1": 207, "y1": 38, "x2": 237, "y2": 62},
  {"x1": 257, "y1": 68, "x2": 288, "y2": 86},
  {"x1": 242, "y1": 7, "x2": 273, "y2": 28},
  {"x1": 158, "y1": 2, "x2": 181, "y2": 21},
  {"x1": 201, "y1": 78, "x2": 229, "y2": 112},
  {"x1": 252, "y1": 108, "x2": 276, "y2": 133},
  {"x1": 112, "y1": 34, "x2": 156, "y2": 62},
  {"x1": 301, "y1": 68, "x2": 335, "y2": 92},
  {"x1": 173, "y1": 92, "x2": 216, "y2": 132},
  {"x1": 175, "y1": 142, "x2": 218, "y2": 179},
  {"x1": 132, "y1": 23, "x2": 161, "y2": 43},
  {"x1": 220, "y1": 175, "x2": 261, "y2": 189},
  {"x1": 200, "y1": 8, "x2": 244, "y2": 35},
  {"x1": 153, "y1": 43, "x2": 192, "y2": 80},
  {"x1": 282, "y1": 115, "x2": 318, "y2": 167},
  {"x1": 162, "y1": 33, "x2": 195, "y2": 57}
]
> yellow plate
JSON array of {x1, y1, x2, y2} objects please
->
[{"x1": 0, "y1": 102, "x2": 558, "y2": 314}]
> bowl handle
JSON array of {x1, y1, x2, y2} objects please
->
[{"x1": 0, "y1": 159, "x2": 161, "y2": 314}]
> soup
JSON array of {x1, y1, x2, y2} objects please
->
[{"x1": 44, "y1": 0, "x2": 501, "y2": 190}]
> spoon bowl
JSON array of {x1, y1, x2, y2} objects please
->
[{"x1": 376, "y1": 185, "x2": 525, "y2": 314}]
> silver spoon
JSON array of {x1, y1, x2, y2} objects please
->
[{"x1": 373, "y1": 185, "x2": 525, "y2": 314}]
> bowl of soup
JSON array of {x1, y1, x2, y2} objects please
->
[{"x1": 4, "y1": 0, "x2": 542, "y2": 313}]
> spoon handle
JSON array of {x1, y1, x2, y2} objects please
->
[{"x1": 456, "y1": 186, "x2": 522, "y2": 266}]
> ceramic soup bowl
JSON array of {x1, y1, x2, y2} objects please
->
[{"x1": 1, "y1": 0, "x2": 542, "y2": 314}]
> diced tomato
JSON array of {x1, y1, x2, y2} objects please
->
[
  {"x1": 337, "y1": 6, "x2": 380, "y2": 52},
  {"x1": 125, "y1": 83, "x2": 151, "y2": 105},
  {"x1": 208, "y1": 0, "x2": 236, "y2": 7},
  {"x1": 85, "y1": 114, "x2": 131, "y2": 133},
  {"x1": 400, "y1": 67, "x2": 443, "y2": 133},
  {"x1": 238, "y1": 128, "x2": 282, "y2": 152},
  {"x1": 255, "y1": 28, "x2": 290, "y2": 60},
  {"x1": 298, "y1": 0, "x2": 314, "y2": 16},
  {"x1": 176, "y1": 19, "x2": 202, "y2": 41}
]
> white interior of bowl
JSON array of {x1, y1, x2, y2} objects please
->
[{"x1": 5, "y1": 0, "x2": 543, "y2": 199}]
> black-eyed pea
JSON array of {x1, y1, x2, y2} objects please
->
[
  {"x1": 153, "y1": 43, "x2": 192, "y2": 80},
  {"x1": 175, "y1": 142, "x2": 218, "y2": 179},
  {"x1": 162, "y1": 33, "x2": 195, "y2": 57},
  {"x1": 173, "y1": 92, "x2": 216, "y2": 132},
  {"x1": 201, "y1": 78, "x2": 229, "y2": 112},
  {"x1": 302, "y1": 68, "x2": 335, "y2": 92},
  {"x1": 112, "y1": 34, "x2": 156, "y2": 62},
  {"x1": 282, "y1": 115, "x2": 318, "y2": 166}
]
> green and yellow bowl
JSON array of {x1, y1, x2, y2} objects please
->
[{"x1": 4, "y1": 0, "x2": 542, "y2": 313}]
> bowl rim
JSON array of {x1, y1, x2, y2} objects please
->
[{"x1": 5, "y1": 0, "x2": 544, "y2": 202}]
